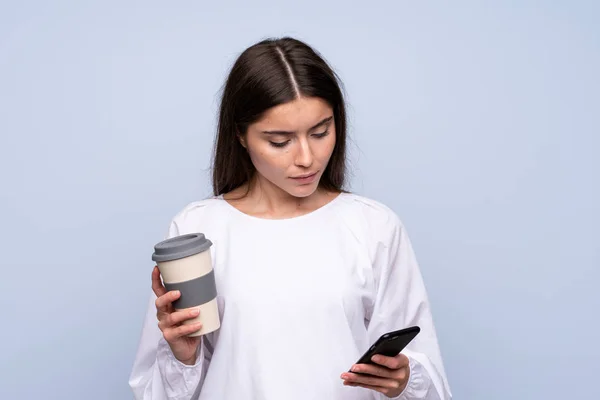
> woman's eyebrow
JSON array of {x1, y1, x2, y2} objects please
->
[{"x1": 262, "y1": 116, "x2": 333, "y2": 135}]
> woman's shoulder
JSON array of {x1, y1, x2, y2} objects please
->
[
  {"x1": 335, "y1": 192, "x2": 406, "y2": 238},
  {"x1": 168, "y1": 196, "x2": 226, "y2": 230},
  {"x1": 338, "y1": 192, "x2": 402, "y2": 225}
]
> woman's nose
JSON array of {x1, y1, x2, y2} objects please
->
[{"x1": 294, "y1": 138, "x2": 314, "y2": 168}]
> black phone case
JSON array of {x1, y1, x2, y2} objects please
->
[{"x1": 353, "y1": 326, "x2": 420, "y2": 367}]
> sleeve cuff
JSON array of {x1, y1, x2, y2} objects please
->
[
  {"x1": 391, "y1": 355, "x2": 432, "y2": 399},
  {"x1": 156, "y1": 337, "x2": 203, "y2": 400}
]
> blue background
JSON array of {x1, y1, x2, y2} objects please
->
[{"x1": 1, "y1": 1, "x2": 598, "y2": 399}]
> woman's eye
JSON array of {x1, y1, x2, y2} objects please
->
[
  {"x1": 269, "y1": 141, "x2": 290, "y2": 148},
  {"x1": 269, "y1": 130, "x2": 328, "y2": 148}
]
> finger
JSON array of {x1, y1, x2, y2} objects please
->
[
  {"x1": 151, "y1": 266, "x2": 167, "y2": 298},
  {"x1": 155, "y1": 290, "x2": 180, "y2": 314},
  {"x1": 159, "y1": 308, "x2": 200, "y2": 330},
  {"x1": 163, "y1": 322, "x2": 203, "y2": 342},
  {"x1": 349, "y1": 363, "x2": 396, "y2": 379},
  {"x1": 341, "y1": 372, "x2": 401, "y2": 390},
  {"x1": 372, "y1": 353, "x2": 410, "y2": 370},
  {"x1": 343, "y1": 381, "x2": 394, "y2": 396}
]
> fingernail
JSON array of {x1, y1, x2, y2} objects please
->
[{"x1": 351, "y1": 366, "x2": 358, "y2": 372}]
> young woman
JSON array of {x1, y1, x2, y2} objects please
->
[{"x1": 129, "y1": 37, "x2": 452, "y2": 400}]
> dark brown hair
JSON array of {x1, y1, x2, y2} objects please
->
[{"x1": 211, "y1": 37, "x2": 348, "y2": 196}]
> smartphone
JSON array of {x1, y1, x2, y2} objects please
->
[{"x1": 351, "y1": 326, "x2": 420, "y2": 369}]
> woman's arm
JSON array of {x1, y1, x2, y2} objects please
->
[
  {"x1": 361, "y1": 211, "x2": 452, "y2": 399},
  {"x1": 129, "y1": 218, "x2": 212, "y2": 400},
  {"x1": 128, "y1": 292, "x2": 209, "y2": 400}
]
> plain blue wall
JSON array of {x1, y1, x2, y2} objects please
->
[{"x1": 1, "y1": 1, "x2": 598, "y2": 399}]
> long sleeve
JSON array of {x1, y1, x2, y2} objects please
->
[
  {"x1": 128, "y1": 218, "x2": 211, "y2": 400},
  {"x1": 365, "y1": 211, "x2": 452, "y2": 400},
  {"x1": 128, "y1": 293, "x2": 209, "y2": 400}
]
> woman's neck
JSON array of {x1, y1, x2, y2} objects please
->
[{"x1": 223, "y1": 176, "x2": 338, "y2": 219}]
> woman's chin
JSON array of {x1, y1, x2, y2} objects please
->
[{"x1": 285, "y1": 182, "x2": 320, "y2": 198}]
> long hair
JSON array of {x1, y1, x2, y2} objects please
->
[{"x1": 211, "y1": 37, "x2": 348, "y2": 196}]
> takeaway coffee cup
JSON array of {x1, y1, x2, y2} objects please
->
[{"x1": 152, "y1": 233, "x2": 220, "y2": 336}]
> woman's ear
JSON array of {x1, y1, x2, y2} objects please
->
[{"x1": 237, "y1": 133, "x2": 247, "y2": 150}]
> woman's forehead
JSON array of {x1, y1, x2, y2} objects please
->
[{"x1": 253, "y1": 97, "x2": 333, "y2": 132}]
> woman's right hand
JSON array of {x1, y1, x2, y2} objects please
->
[{"x1": 152, "y1": 266, "x2": 203, "y2": 365}]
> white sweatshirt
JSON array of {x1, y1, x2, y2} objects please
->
[{"x1": 129, "y1": 193, "x2": 452, "y2": 400}]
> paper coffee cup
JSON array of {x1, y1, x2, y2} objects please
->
[{"x1": 152, "y1": 233, "x2": 220, "y2": 337}]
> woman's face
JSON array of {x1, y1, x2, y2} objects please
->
[{"x1": 241, "y1": 96, "x2": 336, "y2": 198}]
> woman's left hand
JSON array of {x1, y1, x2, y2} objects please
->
[{"x1": 341, "y1": 353, "x2": 410, "y2": 398}]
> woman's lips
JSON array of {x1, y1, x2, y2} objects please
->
[{"x1": 290, "y1": 171, "x2": 318, "y2": 184}]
